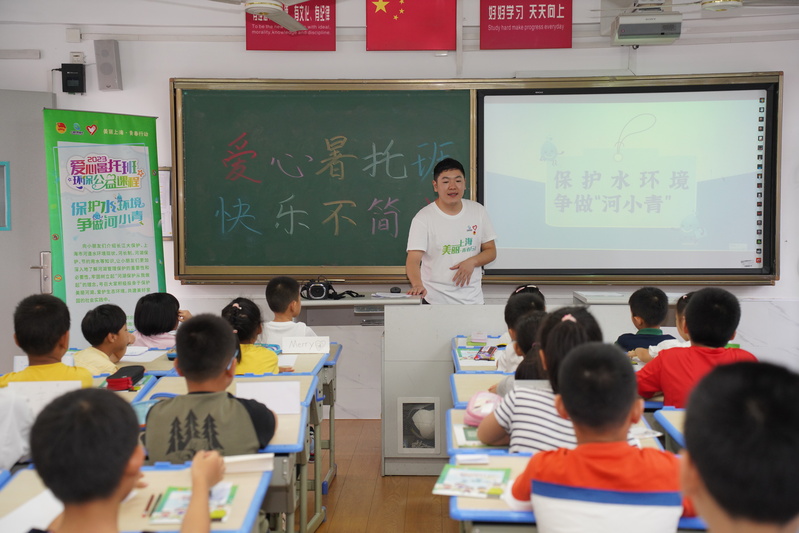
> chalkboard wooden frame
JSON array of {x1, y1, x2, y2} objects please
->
[{"x1": 171, "y1": 78, "x2": 479, "y2": 283}]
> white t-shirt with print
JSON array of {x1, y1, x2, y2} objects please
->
[{"x1": 406, "y1": 199, "x2": 496, "y2": 305}]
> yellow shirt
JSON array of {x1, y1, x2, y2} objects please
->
[
  {"x1": 0, "y1": 362, "x2": 93, "y2": 388},
  {"x1": 236, "y1": 344, "x2": 279, "y2": 375},
  {"x1": 74, "y1": 346, "x2": 118, "y2": 376}
]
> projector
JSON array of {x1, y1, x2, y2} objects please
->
[{"x1": 611, "y1": 11, "x2": 682, "y2": 46}]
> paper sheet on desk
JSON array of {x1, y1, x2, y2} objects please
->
[
  {"x1": 8, "y1": 381, "x2": 81, "y2": 418},
  {"x1": 236, "y1": 381, "x2": 301, "y2": 414},
  {"x1": 125, "y1": 345, "x2": 149, "y2": 356},
  {"x1": 278, "y1": 353, "x2": 298, "y2": 367},
  {"x1": 460, "y1": 359, "x2": 497, "y2": 367},
  {"x1": 0, "y1": 487, "x2": 63, "y2": 533},
  {"x1": 120, "y1": 349, "x2": 168, "y2": 363},
  {"x1": 13, "y1": 354, "x2": 75, "y2": 372},
  {"x1": 224, "y1": 453, "x2": 275, "y2": 473}
]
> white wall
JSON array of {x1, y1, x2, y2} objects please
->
[{"x1": 1, "y1": 0, "x2": 798, "y2": 386}]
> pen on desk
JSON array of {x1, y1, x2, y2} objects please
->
[
  {"x1": 142, "y1": 493, "x2": 155, "y2": 518},
  {"x1": 149, "y1": 493, "x2": 162, "y2": 518}
]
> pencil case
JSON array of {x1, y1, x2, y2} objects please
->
[{"x1": 106, "y1": 365, "x2": 145, "y2": 390}]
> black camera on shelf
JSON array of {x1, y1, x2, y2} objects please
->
[{"x1": 301, "y1": 277, "x2": 337, "y2": 300}]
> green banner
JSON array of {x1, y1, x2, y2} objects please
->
[{"x1": 43, "y1": 109, "x2": 165, "y2": 345}]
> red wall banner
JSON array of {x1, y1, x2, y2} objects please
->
[
  {"x1": 246, "y1": 0, "x2": 336, "y2": 51},
  {"x1": 480, "y1": 0, "x2": 572, "y2": 50}
]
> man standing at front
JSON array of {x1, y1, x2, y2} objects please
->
[{"x1": 406, "y1": 158, "x2": 497, "y2": 304}]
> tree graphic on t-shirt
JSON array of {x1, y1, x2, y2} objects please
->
[
  {"x1": 202, "y1": 414, "x2": 223, "y2": 450},
  {"x1": 166, "y1": 417, "x2": 184, "y2": 455},
  {"x1": 181, "y1": 410, "x2": 200, "y2": 448}
]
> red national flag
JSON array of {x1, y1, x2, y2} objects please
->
[{"x1": 366, "y1": 0, "x2": 457, "y2": 51}]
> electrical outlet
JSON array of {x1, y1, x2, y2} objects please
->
[{"x1": 70, "y1": 52, "x2": 85, "y2": 64}]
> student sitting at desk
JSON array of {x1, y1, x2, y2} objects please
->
[
  {"x1": 478, "y1": 307, "x2": 605, "y2": 453},
  {"x1": 636, "y1": 287, "x2": 757, "y2": 408},
  {"x1": 491, "y1": 310, "x2": 548, "y2": 397},
  {"x1": 74, "y1": 304, "x2": 134, "y2": 376},
  {"x1": 263, "y1": 276, "x2": 316, "y2": 349},
  {"x1": 144, "y1": 314, "x2": 276, "y2": 463},
  {"x1": 222, "y1": 297, "x2": 293, "y2": 374},
  {"x1": 131, "y1": 292, "x2": 192, "y2": 349},
  {"x1": 494, "y1": 286, "x2": 546, "y2": 373},
  {"x1": 29, "y1": 388, "x2": 224, "y2": 533},
  {"x1": 0, "y1": 294, "x2": 92, "y2": 388},
  {"x1": 615, "y1": 286, "x2": 675, "y2": 352},
  {"x1": 629, "y1": 292, "x2": 693, "y2": 363},
  {"x1": 506, "y1": 343, "x2": 695, "y2": 527},
  {"x1": 682, "y1": 362, "x2": 799, "y2": 533}
]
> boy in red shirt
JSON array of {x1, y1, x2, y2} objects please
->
[
  {"x1": 507, "y1": 342, "x2": 694, "y2": 527},
  {"x1": 636, "y1": 287, "x2": 757, "y2": 408}
]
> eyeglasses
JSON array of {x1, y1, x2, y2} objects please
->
[{"x1": 226, "y1": 349, "x2": 240, "y2": 371}]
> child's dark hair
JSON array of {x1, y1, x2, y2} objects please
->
[
  {"x1": 14, "y1": 294, "x2": 70, "y2": 356},
  {"x1": 683, "y1": 287, "x2": 740, "y2": 348},
  {"x1": 511, "y1": 284, "x2": 546, "y2": 301},
  {"x1": 133, "y1": 292, "x2": 179, "y2": 336},
  {"x1": 675, "y1": 291, "x2": 694, "y2": 316},
  {"x1": 433, "y1": 157, "x2": 465, "y2": 179},
  {"x1": 628, "y1": 286, "x2": 669, "y2": 327},
  {"x1": 513, "y1": 310, "x2": 548, "y2": 381},
  {"x1": 30, "y1": 388, "x2": 139, "y2": 504},
  {"x1": 265, "y1": 276, "x2": 300, "y2": 314},
  {"x1": 504, "y1": 292, "x2": 546, "y2": 330},
  {"x1": 176, "y1": 314, "x2": 238, "y2": 381},
  {"x1": 538, "y1": 307, "x2": 603, "y2": 393},
  {"x1": 221, "y1": 297, "x2": 263, "y2": 343},
  {"x1": 81, "y1": 304, "x2": 127, "y2": 347},
  {"x1": 558, "y1": 342, "x2": 638, "y2": 431},
  {"x1": 685, "y1": 362, "x2": 799, "y2": 525}
]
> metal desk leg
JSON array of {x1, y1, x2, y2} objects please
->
[
  {"x1": 321, "y1": 364, "x2": 337, "y2": 493},
  {"x1": 263, "y1": 454, "x2": 296, "y2": 533},
  {"x1": 306, "y1": 417, "x2": 325, "y2": 532},
  {"x1": 298, "y1": 453, "x2": 308, "y2": 533}
]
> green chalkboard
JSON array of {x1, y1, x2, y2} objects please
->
[{"x1": 174, "y1": 82, "x2": 471, "y2": 280}]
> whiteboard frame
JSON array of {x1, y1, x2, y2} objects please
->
[{"x1": 170, "y1": 74, "x2": 781, "y2": 285}]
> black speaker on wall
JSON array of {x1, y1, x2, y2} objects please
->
[{"x1": 94, "y1": 39, "x2": 123, "y2": 91}]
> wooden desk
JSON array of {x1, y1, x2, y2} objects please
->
[
  {"x1": 118, "y1": 349, "x2": 176, "y2": 375},
  {"x1": 446, "y1": 408, "x2": 664, "y2": 457},
  {"x1": 450, "y1": 373, "x2": 509, "y2": 409},
  {"x1": 319, "y1": 343, "x2": 342, "y2": 494},
  {"x1": 141, "y1": 375, "x2": 318, "y2": 407},
  {"x1": 654, "y1": 407, "x2": 686, "y2": 450},
  {"x1": 62, "y1": 348, "x2": 175, "y2": 376},
  {"x1": 447, "y1": 454, "x2": 707, "y2": 532},
  {"x1": 92, "y1": 374, "x2": 158, "y2": 403},
  {"x1": 446, "y1": 409, "x2": 510, "y2": 456},
  {"x1": 451, "y1": 337, "x2": 507, "y2": 373},
  {"x1": 275, "y1": 352, "x2": 326, "y2": 375},
  {"x1": 138, "y1": 376, "x2": 322, "y2": 533},
  {"x1": 0, "y1": 465, "x2": 271, "y2": 533}
]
